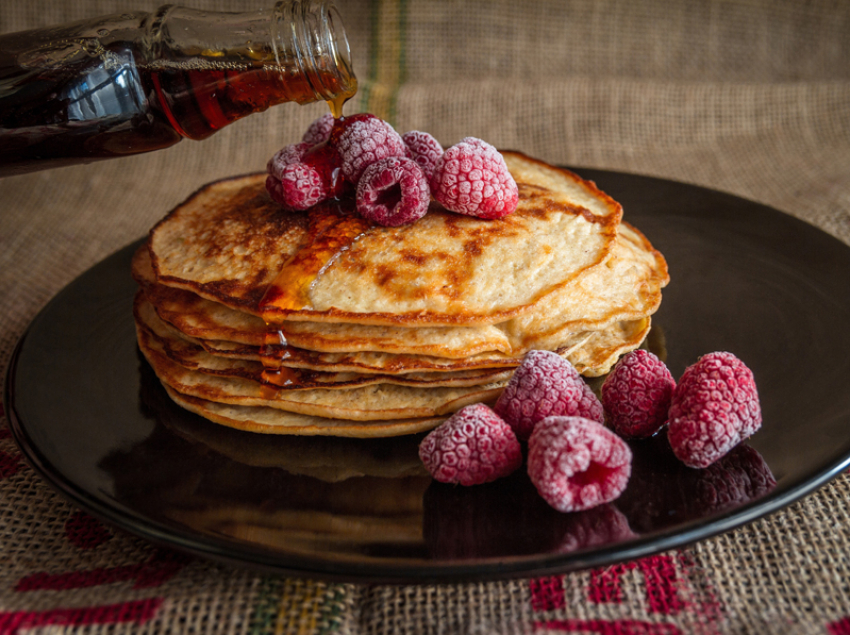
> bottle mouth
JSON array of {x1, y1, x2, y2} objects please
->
[{"x1": 273, "y1": 0, "x2": 357, "y2": 103}]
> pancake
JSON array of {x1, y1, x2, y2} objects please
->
[
  {"x1": 136, "y1": 149, "x2": 668, "y2": 437},
  {"x1": 140, "y1": 292, "x2": 645, "y2": 379},
  {"x1": 149, "y1": 152, "x2": 623, "y2": 326},
  {"x1": 165, "y1": 385, "x2": 445, "y2": 437}
]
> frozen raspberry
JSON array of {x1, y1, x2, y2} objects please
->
[
  {"x1": 266, "y1": 163, "x2": 326, "y2": 210},
  {"x1": 430, "y1": 137, "x2": 519, "y2": 219},
  {"x1": 335, "y1": 116, "x2": 408, "y2": 182},
  {"x1": 265, "y1": 140, "x2": 347, "y2": 207},
  {"x1": 494, "y1": 350, "x2": 603, "y2": 442},
  {"x1": 419, "y1": 403, "x2": 522, "y2": 486},
  {"x1": 601, "y1": 350, "x2": 676, "y2": 439},
  {"x1": 527, "y1": 416, "x2": 632, "y2": 513},
  {"x1": 266, "y1": 142, "x2": 311, "y2": 179},
  {"x1": 667, "y1": 352, "x2": 762, "y2": 468},
  {"x1": 302, "y1": 113, "x2": 335, "y2": 146},
  {"x1": 402, "y1": 130, "x2": 444, "y2": 180},
  {"x1": 356, "y1": 157, "x2": 430, "y2": 227}
]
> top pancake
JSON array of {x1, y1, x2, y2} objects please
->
[{"x1": 149, "y1": 152, "x2": 623, "y2": 327}]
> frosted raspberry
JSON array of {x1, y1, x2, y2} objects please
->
[
  {"x1": 430, "y1": 137, "x2": 519, "y2": 219},
  {"x1": 266, "y1": 142, "x2": 311, "y2": 179},
  {"x1": 265, "y1": 163, "x2": 326, "y2": 210},
  {"x1": 601, "y1": 350, "x2": 676, "y2": 439},
  {"x1": 527, "y1": 416, "x2": 632, "y2": 513},
  {"x1": 335, "y1": 116, "x2": 408, "y2": 182},
  {"x1": 494, "y1": 350, "x2": 603, "y2": 442},
  {"x1": 302, "y1": 113, "x2": 335, "y2": 146},
  {"x1": 402, "y1": 130, "x2": 444, "y2": 180},
  {"x1": 667, "y1": 352, "x2": 762, "y2": 468},
  {"x1": 355, "y1": 157, "x2": 430, "y2": 227},
  {"x1": 419, "y1": 403, "x2": 522, "y2": 486}
]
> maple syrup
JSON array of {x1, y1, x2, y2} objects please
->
[
  {"x1": 259, "y1": 198, "x2": 371, "y2": 314},
  {"x1": 0, "y1": 1, "x2": 356, "y2": 176}
]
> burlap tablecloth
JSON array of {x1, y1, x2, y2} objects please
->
[{"x1": 2, "y1": 1, "x2": 850, "y2": 632}]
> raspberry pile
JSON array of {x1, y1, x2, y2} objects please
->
[
  {"x1": 265, "y1": 113, "x2": 519, "y2": 225},
  {"x1": 420, "y1": 351, "x2": 628, "y2": 513},
  {"x1": 419, "y1": 347, "x2": 763, "y2": 515}
]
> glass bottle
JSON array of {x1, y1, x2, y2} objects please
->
[{"x1": 0, "y1": 1, "x2": 357, "y2": 176}]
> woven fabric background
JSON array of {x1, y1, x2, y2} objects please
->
[{"x1": 2, "y1": 0, "x2": 850, "y2": 632}]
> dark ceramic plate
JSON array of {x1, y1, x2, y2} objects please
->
[{"x1": 7, "y1": 169, "x2": 850, "y2": 583}]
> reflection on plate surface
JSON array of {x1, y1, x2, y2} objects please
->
[
  {"x1": 7, "y1": 168, "x2": 850, "y2": 582},
  {"x1": 126, "y1": 329, "x2": 774, "y2": 563}
]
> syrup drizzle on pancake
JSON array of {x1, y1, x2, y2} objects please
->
[
  {"x1": 258, "y1": 199, "x2": 372, "y2": 389},
  {"x1": 259, "y1": 200, "x2": 371, "y2": 313}
]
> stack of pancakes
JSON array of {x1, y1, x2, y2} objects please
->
[{"x1": 132, "y1": 151, "x2": 668, "y2": 437}]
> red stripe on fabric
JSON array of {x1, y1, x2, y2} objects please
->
[
  {"x1": 0, "y1": 451, "x2": 21, "y2": 479},
  {"x1": 828, "y1": 617, "x2": 850, "y2": 635},
  {"x1": 534, "y1": 619, "x2": 681, "y2": 634},
  {"x1": 14, "y1": 549, "x2": 189, "y2": 592},
  {"x1": 638, "y1": 556, "x2": 686, "y2": 615},
  {"x1": 0, "y1": 598, "x2": 163, "y2": 634},
  {"x1": 64, "y1": 511, "x2": 114, "y2": 550},
  {"x1": 530, "y1": 576, "x2": 567, "y2": 612},
  {"x1": 588, "y1": 564, "x2": 630, "y2": 604},
  {"x1": 587, "y1": 555, "x2": 685, "y2": 615},
  {"x1": 15, "y1": 565, "x2": 142, "y2": 592}
]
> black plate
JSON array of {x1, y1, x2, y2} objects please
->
[{"x1": 7, "y1": 169, "x2": 850, "y2": 583}]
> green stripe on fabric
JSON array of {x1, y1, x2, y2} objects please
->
[
  {"x1": 357, "y1": 0, "x2": 380, "y2": 115},
  {"x1": 315, "y1": 584, "x2": 350, "y2": 635},
  {"x1": 398, "y1": 0, "x2": 408, "y2": 88},
  {"x1": 391, "y1": 0, "x2": 409, "y2": 123},
  {"x1": 248, "y1": 577, "x2": 287, "y2": 635},
  {"x1": 360, "y1": 0, "x2": 407, "y2": 125}
]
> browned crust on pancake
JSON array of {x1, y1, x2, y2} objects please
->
[{"x1": 148, "y1": 173, "x2": 308, "y2": 315}]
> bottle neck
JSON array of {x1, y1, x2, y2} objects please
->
[
  {"x1": 144, "y1": 1, "x2": 357, "y2": 139},
  {"x1": 272, "y1": 0, "x2": 357, "y2": 114}
]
